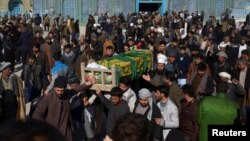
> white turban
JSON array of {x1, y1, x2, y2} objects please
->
[
  {"x1": 157, "y1": 54, "x2": 167, "y2": 64},
  {"x1": 138, "y1": 88, "x2": 153, "y2": 120},
  {"x1": 139, "y1": 88, "x2": 151, "y2": 99},
  {"x1": 0, "y1": 62, "x2": 12, "y2": 72},
  {"x1": 219, "y1": 72, "x2": 232, "y2": 83},
  {"x1": 216, "y1": 51, "x2": 228, "y2": 59},
  {"x1": 157, "y1": 27, "x2": 164, "y2": 33}
]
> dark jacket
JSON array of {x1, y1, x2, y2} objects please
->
[
  {"x1": 179, "y1": 99, "x2": 199, "y2": 141},
  {"x1": 2, "y1": 35, "x2": 15, "y2": 65},
  {"x1": 61, "y1": 51, "x2": 76, "y2": 70},
  {"x1": 20, "y1": 31, "x2": 32, "y2": 54},
  {"x1": 212, "y1": 62, "x2": 232, "y2": 83},
  {"x1": 98, "y1": 95, "x2": 130, "y2": 136},
  {"x1": 134, "y1": 101, "x2": 163, "y2": 140},
  {"x1": 51, "y1": 38, "x2": 60, "y2": 56},
  {"x1": 34, "y1": 52, "x2": 50, "y2": 75},
  {"x1": 233, "y1": 67, "x2": 250, "y2": 92},
  {"x1": 148, "y1": 70, "x2": 166, "y2": 87},
  {"x1": 22, "y1": 63, "x2": 43, "y2": 90},
  {"x1": 177, "y1": 55, "x2": 192, "y2": 79},
  {"x1": 227, "y1": 82, "x2": 246, "y2": 107}
]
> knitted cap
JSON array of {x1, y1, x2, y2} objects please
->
[{"x1": 54, "y1": 76, "x2": 67, "y2": 88}]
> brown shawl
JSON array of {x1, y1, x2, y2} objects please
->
[
  {"x1": 0, "y1": 73, "x2": 26, "y2": 120},
  {"x1": 16, "y1": 75, "x2": 26, "y2": 120},
  {"x1": 187, "y1": 72, "x2": 208, "y2": 100}
]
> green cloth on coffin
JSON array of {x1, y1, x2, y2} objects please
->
[
  {"x1": 125, "y1": 50, "x2": 153, "y2": 76},
  {"x1": 98, "y1": 50, "x2": 153, "y2": 82},
  {"x1": 126, "y1": 49, "x2": 153, "y2": 76}
]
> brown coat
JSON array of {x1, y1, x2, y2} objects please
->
[
  {"x1": 75, "y1": 52, "x2": 90, "y2": 79},
  {"x1": 33, "y1": 84, "x2": 89, "y2": 141},
  {"x1": 103, "y1": 39, "x2": 115, "y2": 56},
  {"x1": 169, "y1": 82, "x2": 184, "y2": 113},
  {"x1": 43, "y1": 43, "x2": 55, "y2": 73},
  {"x1": 242, "y1": 88, "x2": 250, "y2": 108},
  {"x1": 36, "y1": 52, "x2": 50, "y2": 75},
  {"x1": 187, "y1": 62, "x2": 211, "y2": 83},
  {"x1": 16, "y1": 75, "x2": 26, "y2": 120}
]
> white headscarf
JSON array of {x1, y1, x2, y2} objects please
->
[{"x1": 138, "y1": 88, "x2": 153, "y2": 120}]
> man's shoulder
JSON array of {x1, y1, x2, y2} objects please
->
[
  {"x1": 11, "y1": 74, "x2": 22, "y2": 82},
  {"x1": 38, "y1": 52, "x2": 47, "y2": 58},
  {"x1": 42, "y1": 92, "x2": 58, "y2": 103},
  {"x1": 168, "y1": 99, "x2": 178, "y2": 108},
  {"x1": 120, "y1": 100, "x2": 130, "y2": 109},
  {"x1": 170, "y1": 83, "x2": 182, "y2": 92}
]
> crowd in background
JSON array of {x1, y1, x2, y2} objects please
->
[{"x1": 0, "y1": 9, "x2": 250, "y2": 141}]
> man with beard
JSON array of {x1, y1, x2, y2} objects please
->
[
  {"x1": 165, "y1": 51, "x2": 180, "y2": 77},
  {"x1": 166, "y1": 39, "x2": 180, "y2": 58},
  {"x1": 85, "y1": 15, "x2": 95, "y2": 43},
  {"x1": 90, "y1": 33, "x2": 102, "y2": 61},
  {"x1": 155, "y1": 41, "x2": 166, "y2": 57},
  {"x1": 33, "y1": 76, "x2": 96, "y2": 141},
  {"x1": 218, "y1": 72, "x2": 245, "y2": 107},
  {"x1": 96, "y1": 87, "x2": 130, "y2": 140},
  {"x1": 61, "y1": 44, "x2": 76, "y2": 79},
  {"x1": 22, "y1": 53, "x2": 44, "y2": 102},
  {"x1": 2, "y1": 26, "x2": 15, "y2": 66},
  {"x1": 31, "y1": 31, "x2": 45, "y2": 46},
  {"x1": 233, "y1": 58, "x2": 250, "y2": 96},
  {"x1": 142, "y1": 56, "x2": 166, "y2": 88},
  {"x1": 134, "y1": 88, "x2": 162, "y2": 141},
  {"x1": 177, "y1": 47, "x2": 192, "y2": 86},
  {"x1": 187, "y1": 63, "x2": 214, "y2": 101},
  {"x1": 31, "y1": 44, "x2": 50, "y2": 75},
  {"x1": 212, "y1": 51, "x2": 232, "y2": 84},
  {"x1": 163, "y1": 73, "x2": 184, "y2": 113},
  {"x1": 119, "y1": 76, "x2": 137, "y2": 112},
  {"x1": 187, "y1": 31, "x2": 199, "y2": 52},
  {"x1": 154, "y1": 85, "x2": 179, "y2": 140},
  {"x1": 48, "y1": 30, "x2": 61, "y2": 56},
  {"x1": 0, "y1": 62, "x2": 26, "y2": 123},
  {"x1": 187, "y1": 54, "x2": 211, "y2": 83},
  {"x1": 68, "y1": 76, "x2": 90, "y2": 141},
  {"x1": 237, "y1": 38, "x2": 250, "y2": 58},
  {"x1": 179, "y1": 84, "x2": 198, "y2": 141},
  {"x1": 233, "y1": 58, "x2": 250, "y2": 115}
]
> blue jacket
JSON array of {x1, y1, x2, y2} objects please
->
[
  {"x1": 47, "y1": 61, "x2": 68, "y2": 92},
  {"x1": 177, "y1": 55, "x2": 192, "y2": 79}
]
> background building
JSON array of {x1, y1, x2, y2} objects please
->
[
  {"x1": 0, "y1": 0, "x2": 250, "y2": 24},
  {"x1": 0, "y1": 0, "x2": 31, "y2": 16}
]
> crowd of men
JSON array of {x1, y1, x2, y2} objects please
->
[{"x1": 0, "y1": 9, "x2": 250, "y2": 141}]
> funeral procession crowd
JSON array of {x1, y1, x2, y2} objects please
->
[{"x1": 0, "y1": 9, "x2": 250, "y2": 141}]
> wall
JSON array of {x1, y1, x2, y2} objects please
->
[
  {"x1": 0, "y1": 0, "x2": 31, "y2": 16},
  {"x1": 1, "y1": 0, "x2": 249, "y2": 23},
  {"x1": 231, "y1": 0, "x2": 250, "y2": 21},
  {"x1": 168, "y1": 0, "x2": 249, "y2": 21}
]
